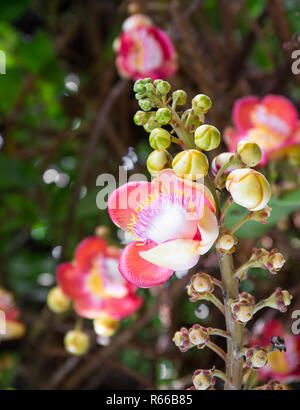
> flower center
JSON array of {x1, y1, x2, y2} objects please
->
[{"x1": 131, "y1": 28, "x2": 163, "y2": 72}]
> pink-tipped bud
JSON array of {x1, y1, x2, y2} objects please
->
[
  {"x1": 230, "y1": 292, "x2": 255, "y2": 325},
  {"x1": 188, "y1": 324, "x2": 210, "y2": 349},
  {"x1": 187, "y1": 272, "x2": 214, "y2": 301},
  {"x1": 265, "y1": 287, "x2": 293, "y2": 313},
  {"x1": 251, "y1": 205, "x2": 272, "y2": 224},
  {"x1": 172, "y1": 327, "x2": 192, "y2": 352},
  {"x1": 244, "y1": 346, "x2": 268, "y2": 370}
]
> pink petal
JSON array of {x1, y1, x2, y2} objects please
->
[
  {"x1": 119, "y1": 241, "x2": 173, "y2": 288},
  {"x1": 103, "y1": 294, "x2": 143, "y2": 320},
  {"x1": 108, "y1": 181, "x2": 152, "y2": 231},
  {"x1": 56, "y1": 262, "x2": 88, "y2": 299},
  {"x1": 74, "y1": 237, "x2": 107, "y2": 271},
  {"x1": 74, "y1": 294, "x2": 105, "y2": 319},
  {"x1": 262, "y1": 95, "x2": 298, "y2": 129},
  {"x1": 233, "y1": 96, "x2": 259, "y2": 132}
]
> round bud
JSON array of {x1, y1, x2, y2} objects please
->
[
  {"x1": 191, "y1": 273, "x2": 214, "y2": 294},
  {"x1": 155, "y1": 108, "x2": 172, "y2": 125},
  {"x1": 192, "y1": 94, "x2": 212, "y2": 114},
  {"x1": 147, "y1": 150, "x2": 172, "y2": 176},
  {"x1": 47, "y1": 287, "x2": 71, "y2": 314},
  {"x1": 133, "y1": 79, "x2": 146, "y2": 93},
  {"x1": 156, "y1": 80, "x2": 171, "y2": 95},
  {"x1": 192, "y1": 369, "x2": 215, "y2": 390},
  {"x1": 236, "y1": 140, "x2": 262, "y2": 167},
  {"x1": 172, "y1": 90, "x2": 187, "y2": 105},
  {"x1": 149, "y1": 128, "x2": 171, "y2": 150},
  {"x1": 64, "y1": 330, "x2": 89, "y2": 356},
  {"x1": 268, "y1": 250, "x2": 285, "y2": 274},
  {"x1": 133, "y1": 110, "x2": 150, "y2": 126},
  {"x1": 138, "y1": 98, "x2": 152, "y2": 111},
  {"x1": 93, "y1": 314, "x2": 119, "y2": 337},
  {"x1": 226, "y1": 168, "x2": 271, "y2": 211},
  {"x1": 188, "y1": 325, "x2": 209, "y2": 348},
  {"x1": 252, "y1": 350, "x2": 268, "y2": 369},
  {"x1": 172, "y1": 149, "x2": 209, "y2": 180},
  {"x1": 172, "y1": 327, "x2": 191, "y2": 352},
  {"x1": 215, "y1": 233, "x2": 237, "y2": 254},
  {"x1": 194, "y1": 124, "x2": 221, "y2": 151}
]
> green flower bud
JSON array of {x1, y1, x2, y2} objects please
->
[
  {"x1": 194, "y1": 124, "x2": 221, "y2": 151},
  {"x1": 143, "y1": 115, "x2": 161, "y2": 132},
  {"x1": 236, "y1": 140, "x2": 262, "y2": 167},
  {"x1": 192, "y1": 94, "x2": 212, "y2": 114},
  {"x1": 64, "y1": 330, "x2": 90, "y2": 356},
  {"x1": 149, "y1": 127, "x2": 171, "y2": 150},
  {"x1": 156, "y1": 80, "x2": 171, "y2": 95},
  {"x1": 138, "y1": 98, "x2": 152, "y2": 111},
  {"x1": 172, "y1": 90, "x2": 187, "y2": 105},
  {"x1": 147, "y1": 150, "x2": 172, "y2": 176},
  {"x1": 135, "y1": 92, "x2": 146, "y2": 100},
  {"x1": 155, "y1": 108, "x2": 172, "y2": 125},
  {"x1": 145, "y1": 82, "x2": 155, "y2": 93},
  {"x1": 133, "y1": 79, "x2": 146, "y2": 93},
  {"x1": 133, "y1": 110, "x2": 150, "y2": 126},
  {"x1": 172, "y1": 149, "x2": 209, "y2": 180}
]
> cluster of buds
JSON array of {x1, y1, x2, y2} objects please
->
[
  {"x1": 230, "y1": 292, "x2": 255, "y2": 326},
  {"x1": 173, "y1": 325, "x2": 210, "y2": 352},
  {"x1": 243, "y1": 346, "x2": 269, "y2": 370},
  {"x1": 133, "y1": 78, "x2": 223, "y2": 180},
  {"x1": 187, "y1": 272, "x2": 214, "y2": 301},
  {"x1": 192, "y1": 369, "x2": 216, "y2": 390},
  {"x1": 250, "y1": 248, "x2": 286, "y2": 275},
  {"x1": 64, "y1": 329, "x2": 90, "y2": 356},
  {"x1": 215, "y1": 232, "x2": 237, "y2": 254}
]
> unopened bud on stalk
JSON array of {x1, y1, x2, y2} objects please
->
[
  {"x1": 226, "y1": 168, "x2": 271, "y2": 211},
  {"x1": 149, "y1": 128, "x2": 171, "y2": 150},
  {"x1": 172, "y1": 327, "x2": 192, "y2": 352},
  {"x1": 172, "y1": 90, "x2": 187, "y2": 105},
  {"x1": 264, "y1": 287, "x2": 292, "y2": 312},
  {"x1": 93, "y1": 314, "x2": 119, "y2": 337},
  {"x1": 244, "y1": 346, "x2": 268, "y2": 370},
  {"x1": 250, "y1": 248, "x2": 285, "y2": 274},
  {"x1": 251, "y1": 205, "x2": 272, "y2": 224},
  {"x1": 138, "y1": 98, "x2": 152, "y2": 111},
  {"x1": 155, "y1": 108, "x2": 172, "y2": 125},
  {"x1": 215, "y1": 233, "x2": 237, "y2": 254},
  {"x1": 267, "y1": 249, "x2": 285, "y2": 274},
  {"x1": 47, "y1": 286, "x2": 71, "y2": 314},
  {"x1": 133, "y1": 79, "x2": 147, "y2": 93},
  {"x1": 133, "y1": 110, "x2": 150, "y2": 126},
  {"x1": 188, "y1": 324, "x2": 210, "y2": 349},
  {"x1": 192, "y1": 369, "x2": 215, "y2": 390},
  {"x1": 236, "y1": 140, "x2": 262, "y2": 167},
  {"x1": 147, "y1": 150, "x2": 172, "y2": 176},
  {"x1": 172, "y1": 149, "x2": 209, "y2": 180},
  {"x1": 192, "y1": 94, "x2": 212, "y2": 114},
  {"x1": 230, "y1": 292, "x2": 255, "y2": 325},
  {"x1": 211, "y1": 152, "x2": 240, "y2": 177},
  {"x1": 187, "y1": 272, "x2": 214, "y2": 300},
  {"x1": 155, "y1": 80, "x2": 171, "y2": 95},
  {"x1": 64, "y1": 330, "x2": 90, "y2": 356},
  {"x1": 194, "y1": 124, "x2": 221, "y2": 151}
]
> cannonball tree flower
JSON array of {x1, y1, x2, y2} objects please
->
[
  {"x1": 0, "y1": 288, "x2": 25, "y2": 341},
  {"x1": 108, "y1": 169, "x2": 219, "y2": 287},
  {"x1": 56, "y1": 237, "x2": 142, "y2": 320},
  {"x1": 224, "y1": 95, "x2": 300, "y2": 165},
  {"x1": 114, "y1": 14, "x2": 177, "y2": 80},
  {"x1": 251, "y1": 320, "x2": 300, "y2": 383}
]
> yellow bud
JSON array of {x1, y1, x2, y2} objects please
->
[
  {"x1": 93, "y1": 314, "x2": 119, "y2": 337},
  {"x1": 236, "y1": 140, "x2": 262, "y2": 167},
  {"x1": 194, "y1": 124, "x2": 220, "y2": 151},
  {"x1": 192, "y1": 94, "x2": 212, "y2": 114},
  {"x1": 252, "y1": 350, "x2": 268, "y2": 369},
  {"x1": 215, "y1": 233, "x2": 237, "y2": 254},
  {"x1": 47, "y1": 287, "x2": 71, "y2": 314},
  {"x1": 172, "y1": 149, "x2": 209, "y2": 180},
  {"x1": 236, "y1": 305, "x2": 254, "y2": 324},
  {"x1": 173, "y1": 331, "x2": 183, "y2": 347},
  {"x1": 226, "y1": 168, "x2": 271, "y2": 211},
  {"x1": 147, "y1": 150, "x2": 172, "y2": 176},
  {"x1": 149, "y1": 127, "x2": 171, "y2": 150},
  {"x1": 268, "y1": 252, "x2": 285, "y2": 272},
  {"x1": 189, "y1": 328, "x2": 205, "y2": 346},
  {"x1": 64, "y1": 330, "x2": 89, "y2": 356},
  {"x1": 191, "y1": 273, "x2": 213, "y2": 294}
]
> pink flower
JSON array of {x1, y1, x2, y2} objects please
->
[
  {"x1": 0, "y1": 288, "x2": 25, "y2": 341},
  {"x1": 115, "y1": 14, "x2": 177, "y2": 80},
  {"x1": 224, "y1": 95, "x2": 300, "y2": 165},
  {"x1": 57, "y1": 237, "x2": 142, "y2": 320},
  {"x1": 108, "y1": 170, "x2": 219, "y2": 288},
  {"x1": 251, "y1": 320, "x2": 300, "y2": 383}
]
